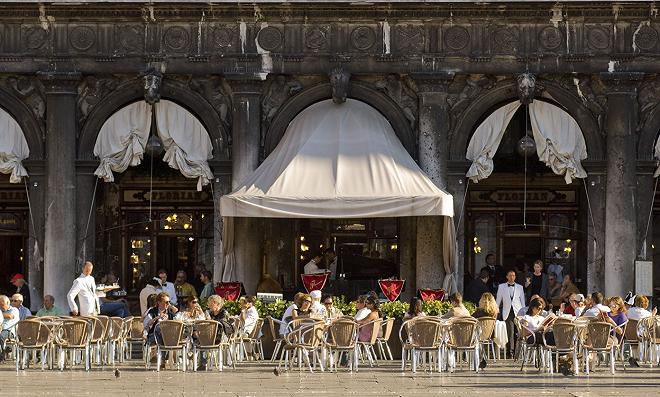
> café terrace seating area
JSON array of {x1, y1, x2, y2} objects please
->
[{"x1": 5, "y1": 310, "x2": 660, "y2": 376}]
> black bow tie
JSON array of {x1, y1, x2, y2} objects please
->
[{"x1": 508, "y1": 284, "x2": 515, "y2": 287}]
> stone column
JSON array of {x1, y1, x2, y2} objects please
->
[
  {"x1": 212, "y1": 174, "x2": 231, "y2": 283},
  {"x1": 75, "y1": 161, "x2": 98, "y2": 271},
  {"x1": 601, "y1": 73, "x2": 642, "y2": 296},
  {"x1": 413, "y1": 75, "x2": 453, "y2": 291},
  {"x1": 228, "y1": 78, "x2": 263, "y2": 295},
  {"x1": 39, "y1": 72, "x2": 80, "y2": 310},
  {"x1": 447, "y1": 172, "x2": 467, "y2": 293},
  {"x1": 23, "y1": 160, "x2": 45, "y2": 312},
  {"x1": 583, "y1": 170, "x2": 606, "y2": 294}
]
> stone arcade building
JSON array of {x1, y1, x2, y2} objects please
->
[{"x1": 0, "y1": 1, "x2": 659, "y2": 310}]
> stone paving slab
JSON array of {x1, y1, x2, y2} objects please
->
[{"x1": 0, "y1": 361, "x2": 658, "y2": 396}]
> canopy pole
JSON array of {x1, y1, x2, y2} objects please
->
[
  {"x1": 455, "y1": 178, "x2": 470, "y2": 233},
  {"x1": 523, "y1": 104, "x2": 529, "y2": 229},
  {"x1": 640, "y1": 176, "x2": 659, "y2": 260},
  {"x1": 23, "y1": 178, "x2": 41, "y2": 270}
]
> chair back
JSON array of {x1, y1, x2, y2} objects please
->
[
  {"x1": 248, "y1": 318, "x2": 264, "y2": 339},
  {"x1": 366, "y1": 319, "x2": 382, "y2": 344},
  {"x1": 109, "y1": 317, "x2": 124, "y2": 342},
  {"x1": 83, "y1": 316, "x2": 104, "y2": 343},
  {"x1": 380, "y1": 318, "x2": 395, "y2": 340},
  {"x1": 16, "y1": 320, "x2": 50, "y2": 347},
  {"x1": 476, "y1": 317, "x2": 496, "y2": 342},
  {"x1": 327, "y1": 318, "x2": 358, "y2": 348},
  {"x1": 587, "y1": 321, "x2": 613, "y2": 349},
  {"x1": 625, "y1": 319, "x2": 639, "y2": 342},
  {"x1": 96, "y1": 315, "x2": 111, "y2": 340},
  {"x1": 193, "y1": 320, "x2": 220, "y2": 347},
  {"x1": 267, "y1": 316, "x2": 282, "y2": 341},
  {"x1": 159, "y1": 320, "x2": 185, "y2": 347},
  {"x1": 406, "y1": 318, "x2": 441, "y2": 348},
  {"x1": 552, "y1": 321, "x2": 576, "y2": 350},
  {"x1": 129, "y1": 317, "x2": 145, "y2": 339},
  {"x1": 58, "y1": 319, "x2": 89, "y2": 346},
  {"x1": 448, "y1": 317, "x2": 478, "y2": 348}
]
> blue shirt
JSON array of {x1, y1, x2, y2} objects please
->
[
  {"x1": 2, "y1": 306, "x2": 20, "y2": 334},
  {"x1": 17, "y1": 305, "x2": 31, "y2": 320}
]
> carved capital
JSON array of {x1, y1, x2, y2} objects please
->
[
  {"x1": 225, "y1": 75, "x2": 264, "y2": 96},
  {"x1": 77, "y1": 76, "x2": 120, "y2": 126},
  {"x1": 410, "y1": 72, "x2": 455, "y2": 93},
  {"x1": 37, "y1": 72, "x2": 81, "y2": 95},
  {"x1": 599, "y1": 72, "x2": 644, "y2": 95}
]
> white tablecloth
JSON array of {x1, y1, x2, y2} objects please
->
[{"x1": 493, "y1": 320, "x2": 508, "y2": 348}]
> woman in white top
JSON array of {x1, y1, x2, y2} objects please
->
[
  {"x1": 354, "y1": 295, "x2": 371, "y2": 321},
  {"x1": 626, "y1": 295, "x2": 656, "y2": 321},
  {"x1": 521, "y1": 298, "x2": 556, "y2": 345},
  {"x1": 174, "y1": 297, "x2": 206, "y2": 321}
]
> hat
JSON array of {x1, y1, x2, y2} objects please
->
[
  {"x1": 574, "y1": 294, "x2": 585, "y2": 303},
  {"x1": 10, "y1": 273, "x2": 24, "y2": 283},
  {"x1": 310, "y1": 290, "x2": 322, "y2": 299}
]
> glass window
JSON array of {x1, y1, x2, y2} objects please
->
[
  {"x1": 160, "y1": 212, "x2": 193, "y2": 231},
  {"x1": 472, "y1": 214, "x2": 497, "y2": 271}
]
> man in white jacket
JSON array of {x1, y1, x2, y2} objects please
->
[
  {"x1": 496, "y1": 269, "x2": 526, "y2": 358},
  {"x1": 67, "y1": 261, "x2": 100, "y2": 316}
]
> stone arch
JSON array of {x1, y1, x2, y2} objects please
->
[
  {"x1": 78, "y1": 77, "x2": 228, "y2": 161},
  {"x1": 0, "y1": 87, "x2": 44, "y2": 160},
  {"x1": 265, "y1": 81, "x2": 416, "y2": 159},
  {"x1": 450, "y1": 79, "x2": 604, "y2": 161},
  {"x1": 638, "y1": 103, "x2": 660, "y2": 161}
]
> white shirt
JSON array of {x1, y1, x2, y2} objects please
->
[
  {"x1": 2, "y1": 306, "x2": 20, "y2": 333},
  {"x1": 139, "y1": 284, "x2": 158, "y2": 316},
  {"x1": 242, "y1": 306, "x2": 259, "y2": 335},
  {"x1": 626, "y1": 306, "x2": 652, "y2": 321},
  {"x1": 67, "y1": 273, "x2": 100, "y2": 316},
  {"x1": 582, "y1": 304, "x2": 611, "y2": 317},
  {"x1": 304, "y1": 259, "x2": 323, "y2": 274},
  {"x1": 311, "y1": 301, "x2": 324, "y2": 316},
  {"x1": 280, "y1": 303, "x2": 298, "y2": 335},
  {"x1": 496, "y1": 282, "x2": 525, "y2": 318},
  {"x1": 522, "y1": 314, "x2": 545, "y2": 332},
  {"x1": 157, "y1": 281, "x2": 178, "y2": 305},
  {"x1": 355, "y1": 307, "x2": 371, "y2": 321}
]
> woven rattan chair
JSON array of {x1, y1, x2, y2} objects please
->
[
  {"x1": 54, "y1": 319, "x2": 90, "y2": 371},
  {"x1": 278, "y1": 320, "x2": 326, "y2": 372},
  {"x1": 126, "y1": 316, "x2": 145, "y2": 360},
  {"x1": 515, "y1": 316, "x2": 542, "y2": 371},
  {"x1": 399, "y1": 317, "x2": 443, "y2": 373},
  {"x1": 375, "y1": 318, "x2": 395, "y2": 360},
  {"x1": 106, "y1": 317, "x2": 124, "y2": 366},
  {"x1": 476, "y1": 316, "x2": 497, "y2": 362},
  {"x1": 15, "y1": 320, "x2": 52, "y2": 371},
  {"x1": 267, "y1": 316, "x2": 285, "y2": 362},
  {"x1": 357, "y1": 319, "x2": 382, "y2": 367},
  {"x1": 79, "y1": 316, "x2": 104, "y2": 366},
  {"x1": 325, "y1": 318, "x2": 359, "y2": 372},
  {"x1": 638, "y1": 316, "x2": 660, "y2": 364},
  {"x1": 583, "y1": 321, "x2": 618, "y2": 374},
  {"x1": 192, "y1": 320, "x2": 222, "y2": 371},
  {"x1": 542, "y1": 321, "x2": 578, "y2": 374},
  {"x1": 447, "y1": 317, "x2": 480, "y2": 372},
  {"x1": 155, "y1": 320, "x2": 187, "y2": 372}
]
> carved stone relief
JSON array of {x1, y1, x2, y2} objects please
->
[
  {"x1": 492, "y1": 26, "x2": 520, "y2": 54},
  {"x1": 634, "y1": 25, "x2": 658, "y2": 51},
  {"x1": 553, "y1": 74, "x2": 607, "y2": 131},
  {"x1": 116, "y1": 24, "x2": 144, "y2": 53},
  {"x1": 444, "y1": 26, "x2": 470, "y2": 51},
  {"x1": 538, "y1": 26, "x2": 563, "y2": 51},
  {"x1": 350, "y1": 26, "x2": 376, "y2": 51},
  {"x1": 374, "y1": 74, "x2": 418, "y2": 128},
  {"x1": 261, "y1": 75, "x2": 302, "y2": 129},
  {"x1": 329, "y1": 68, "x2": 351, "y2": 104},
  {"x1": 208, "y1": 25, "x2": 237, "y2": 52},
  {"x1": 257, "y1": 26, "x2": 283, "y2": 52},
  {"x1": 304, "y1": 25, "x2": 330, "y2": 51},
  {"x1": 23, "y1": 26, "x2": 50, "y2": 51},
  {"x1": 637, "y1": 77, "x2": 660, "y2": 130},
  {"x1": 587, "y1": 26, "x2": 610, "y2": 50},
  {"x1": 143, "y1": 70, "x2": 162, "y2": 105},
  {"x1": 69, "y1": 26, "x2": 96, "y2": 52},
  {"x1": 163, "y1": 26, "x2": 190, "y2": 52},
  {"x1": 517, "y1": 72, "x2": 537, "y2": 104},
  {"x1": 2, "y1": 76, "x2": 46, "y2": 125},
  {"x1": 77, "y1": 76, "x2": 119, "y2": 125},
  {"x1": 446, "y1": 74, "x2": 497, "y2": 131},
  {"x1": 189, "y1": 76, "x2": 233, "y2": 129},
  {"x1": 393, "y1": 25, "x2": 425, "y2": 53}
]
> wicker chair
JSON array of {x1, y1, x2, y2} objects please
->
[
  {"x1": 446, "y1": 317, "x2": 480, "y2": 372},
  {"x1": 278, "y1": 320, "x2": 326, "y2": 372},
  {"x1": 515, "y1": 317, "x2": 542, "y2": 371},
  {"x1": 238, "y1": 318, "x2": 265, "y2": 360},
  {"x1": 476, "y1": 316, "x2": 497, "y2": 362},
  {"x1": 267, "y1": 316, "x2": 285, "y2": 362},
  {"x1": 79, "y1": 316, "x2": 104, "y2": 366},
  {"x1": 15, "y1": 320, "x2": 52, "y2": 371},
  {"x1": 638, "y1": 316, "x2": 659, "y2": 364},
  {"x1": 192, "y1": 320, "x2": 222, "y2": 371},
  {"x1": 375, "y1": 318, "x2": 395, "y2": 361},
  {"x1": 399, "y1": 317, "x2": 443, "y2": 373},
  {"x1": 357, "y1": 319, "x2": 382, "y2": 367},
  {"x1": 54, "y1": 319, "x2": 90, "y2": 371},
  {"x1": 542, "y1": 321, "x2": 578, "y2": 374},
  {"x1": 325, "y1": 318, "x2": 359, "y2": 372},
  {"x1": 583, "y1": 321, "x2": 618, "y2": 374},
  {"x1": 154, "y1": 320, "x2": 187, "y2": 372},
  {"x1": 125, "y1": 316, "x2": 145, "y2": 360},
  {"x1": 106, "y1": 317, "x2": 124, "y2": 366}
]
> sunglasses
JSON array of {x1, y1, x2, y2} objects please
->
[
  {"x1": 303, "y1": 300, "x2": 312, "y2": 303},
  {"x1": 191, "y1": 301, "x2": 199, "y2": 304},
  {"x1": 323, "y1": 301, "x2": 333, "y2": 305}
]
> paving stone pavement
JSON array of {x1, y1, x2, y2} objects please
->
[{"x1": 0, "y1": 360, "x2": 659, "y2": 396}]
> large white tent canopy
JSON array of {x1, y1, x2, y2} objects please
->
[
  {"x1": 220, "y1": 99, "x2": 454, "y2": 218},
  {"x1": 0, "y1": 107, "x2": 29, "y2": 183},
  {"x1": 466, "y1": 100, "x2": 588, "y2": 184}
]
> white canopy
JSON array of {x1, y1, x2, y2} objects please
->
[
  {"x1": 654, "y1": 134, "x2": 660, "y2": 178},
  {"x1": 220, "y1": 99, "x2": 454, "y2": 218},
  {"x1": 93, "y1": 100, "x2": 213, "y2": 190},
  {"x1": 466, "y1": 100, "x2": 588, "y2": 184},
  {"x1": 0, "y1": 108, "x2": 30, "y2": 183}
]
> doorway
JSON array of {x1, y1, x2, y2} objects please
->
[
  {"x1": 0, "y1": 235, "x2": 25, "y2": 294},
  {"x1": 502, "y1": 236, "x2": 542, "y2": 273}
]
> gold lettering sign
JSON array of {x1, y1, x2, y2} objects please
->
[
  {"x1": 469, "y1": 189, "x2": 576, "y2": 205},
  {"x1": 122, "y1": 189, "x2": 211, "y2": 204}
]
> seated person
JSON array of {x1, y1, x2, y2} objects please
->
[
  {"x1": 140, "y1": 278, "x2": 161, "y2": 316},
  {"x1": 357, "y1": 296, "x2": 381, "y2": 342},
  {"x1": 626, "y1": 295, "x2": 656, "y2": 321},
  {"x1": 240, "y1": 295, "x2": 260, "y2": 336},
  {"x1": 280, "y1": 292, "x2": 304, "y2": 336},
  {"x1": 472, "y1": 292, "x2": 499, "y2": 319},
  {"x1": 174, "y1": 270, "x2": 198, "y2": 304},
  {"x1": 98, "y1": 271, "x2": 129, "y2": 318},
  {"x1": 354, "y1": 295, "x2": 371, "y2": 321},
  {"x1": 11, "y1": 294, "x2": 31, "y2": 320},
  {"x1": 547, "y1": 275, "x2": 562, "y2": 308},
  {"x1": 175, "y1": 296, "x2": 206, "y2": 322},
  {"x1": 36, "y1": 294, "x2": 66, "y2": 317},
  {"x1": 0, "y1": 295, "x2": 19, "y2": 362},
  {"x1": 518, "y1": 295, "x2": 550, "y2": 317},
  {"x1": 560, "y1": 293, "x2": 586, "y2": 317},
  {"x1": 404, "y1": 297, "x2": 426, "y2": 320},
  {"x1": 582, "y1": 292, "x2": 610, "y2": 317},
  {"x1": 143, "y1": 293, "x2": 178, "y2": 346},
  {"x1": 205, "y1": 294, "x2": 235, "y2": 342},
  {"x1": 521, "y1": 298, "x2": 556, "y2": 346},
  {"x1": 319, "y1": 294, "x2": 343, "y2": 321},
  {"x1": 441, "y1": 292, "x2": 471, "y2": 319},
  {"x1": 603, "y1": 296, "x2": 627, "y2": 339}
]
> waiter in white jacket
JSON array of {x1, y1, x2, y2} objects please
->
[
  {"x1": 496, "y1": 269, "x2": 525, "y2": 358},
  {"x1": 67, "y1": 261, "x2": 100, "y2": 316}
]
